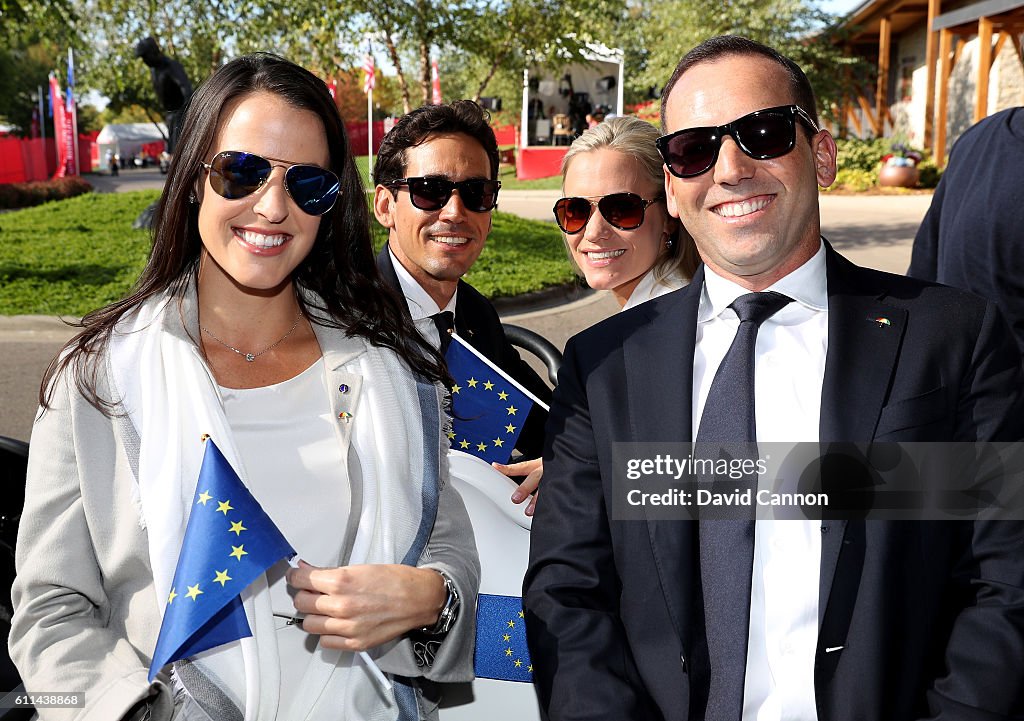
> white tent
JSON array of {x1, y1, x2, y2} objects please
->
[
  {"x1": 96, "y1": 122, "x2": 167, "y2": 163},
  {"x1": 521, "y1": 43, "x2": 624, "y2": 148}
]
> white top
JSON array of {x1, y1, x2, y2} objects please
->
[
  {"x1": 693, "y1": 242, "x2": 828, "y2": 721},
  {"x1": 390, "y1": 248, "x2": 458, "y2": 351},
  {"x1": 220, "y1": 358, "x2": 350, "y2": 717},
  {"x1": 619, "y1": 268, "x2": 689, "y2": 312}
]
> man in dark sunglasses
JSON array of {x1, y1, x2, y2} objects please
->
[
  {"x1": 372, "y1": 100, "x2": 552, "y2": 491},
  {"x1": 526, "y1": 35, "x2": 1024, "y2": 721}
]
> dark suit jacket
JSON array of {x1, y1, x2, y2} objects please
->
[
  {"x1": 376, "y1": 245, "x2": 552, "y2": 459},
  {"x1": 524, "y1": 245, "x2": 1024, "y2": 721}
]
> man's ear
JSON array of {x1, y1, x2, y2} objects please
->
[
  {"x1": 812, "y1": 130, "x2": 838, "y2": 189},
  {"x1": 664, "y1": 166, "x2": 681, "y2": 220},
  {"x1": 373, "y1": 185, "x2": 397, "y2": 230}
]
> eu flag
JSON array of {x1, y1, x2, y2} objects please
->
[
  {"x1": 445, "y1": 333, "x2": 542, "y2": 465},
  {"x1": 148, "y1": 438, "x2": 295, "y2": 681},
  {"x1": 474, "y1": 594, "x2": 533, "y2": 682}
]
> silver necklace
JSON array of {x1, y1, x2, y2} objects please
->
[{"x1": 200, "y1": 310, "x2": 303, "y2": 362}]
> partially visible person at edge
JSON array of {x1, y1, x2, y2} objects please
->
[
  {"x1": 372, "y1": 100, "x2": 552, "y2": 515},
  {"x1": 10, "y1": 53, "x2": 479, "y2": 721},
  {"x1": 524, "y1": 34, "x2": 1024, "y2": 721},
  {"x1": 555, "y1": 115, "x2": 700, "y2": 310},
  {"x1": 909, "y1": 105, "x2": 1024, "y2": 360}
]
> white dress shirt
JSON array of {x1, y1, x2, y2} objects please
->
[
  {"x1": 692, "y1": 242, "x2": 828, "y2": 721},
  {"x1": 389, "y1": 248, "x2": 457, "y2": 351}
]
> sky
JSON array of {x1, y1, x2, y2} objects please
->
[{"x1": 818, "y1": 0, "x2": 865, "y2": 17}]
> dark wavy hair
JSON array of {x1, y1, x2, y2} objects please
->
[
  {"x1": 373, "y1": 99, "x2": 500, "y2": 187},
  {"x1": 659, "y1": 35, "x2": 819, "y2": 131},
  {"x1": 41, "y1": 52, "x2": 447, "y2": 410}
]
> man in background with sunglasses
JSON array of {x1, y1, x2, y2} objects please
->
[
  {"x1": 372, "y1": 100, "x2": 552, "y2": 496},
  {"x1": 525, "y1": 35, "x2": 1024, "y2": 721}
]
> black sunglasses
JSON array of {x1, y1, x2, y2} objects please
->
[
  {"x1": 387, "y1": 176, "x2": 501, "y2": 213},
  {"x1": 553, "y1": 193, "x2": 662, "y2": 234},
  {"x1": 656, "y1": 105, "x2": 820, "y2": 179},
  {"x1": 200, "y1": 150, "x2": 341, "y2": 216}
]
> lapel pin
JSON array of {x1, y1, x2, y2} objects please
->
[
  {"x1": 870, "y1": 317, "x2": 891, "y2": 327},
  {"x1": 338, "y1": 411, "x2": 353, "y2": 422},
  {"x1": 338, "y1": 384, "x2": 350, "y2": 394}
]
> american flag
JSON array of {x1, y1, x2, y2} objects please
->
[{"x1": 362, "y1": 53, "x2": 375, "y2": 94}]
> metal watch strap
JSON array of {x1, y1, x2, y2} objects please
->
[{"x1": 420, "y1": 570, "x2": 460, "y2": 636}]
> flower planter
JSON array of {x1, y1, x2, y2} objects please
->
[{"x1": 878, "y1": 164, "x2": 919, "y2": 188}]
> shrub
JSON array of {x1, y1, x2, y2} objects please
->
[
  {"x1": 917, "y1": 160, "x2": 943, "y2": 189},
  {"x1": 825, "y1": 168, "x2": 877, "y2": 193},
  {"x1": 834, "y1": 136, "x2": 892, "y2": 174},
  {"x1": 0, "y1": 177, "x2": 93, "y2": 210}
]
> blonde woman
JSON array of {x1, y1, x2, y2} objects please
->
[{"x1": 555, "y1": 115, "x2": 699, "y2": 310}]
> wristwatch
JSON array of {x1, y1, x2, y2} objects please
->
[{"x1": 421, "y1": 570, "x2": 460, "y2": 636}]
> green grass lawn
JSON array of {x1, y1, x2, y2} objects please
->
[{"x1": 0, "y1": 190, "x2": 573, "y2": 316}]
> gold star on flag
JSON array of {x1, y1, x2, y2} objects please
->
[
  {"x1": 185, "y1": 584, "x2": 203, "y2": 601},
  {"x1": 514, "y1": 659, "x2": 523, "y2": 668},
  {"x1": 229, "y1": 520, "x2": 246, "y2": 536},
  {"x1": 459, "y1": 439, "x2": 470, "y2": 449},
  {"x1": 483, "y1": 380, "x2": 494, "y2": 390},
  {"x1": 230, "y1": 544, "x2": 247, "y2": 561},
  {"x1": 503, "y1": 633, "x2": 511, "y2": 642},
  {"x1": 507, "y1": 619, "x2": 515, "y2": 628},
  {"x1": 505, "y1": 648, "x2": 513, "y2": 657},
  {"x1": 216, "y1": 500, "x2": 233, "y2": 515},
  {"x1": 197, "y1": 490, "x2": 212, "y2": 505},
  {"x1": 506, "y1": 405, "x2": 518, "y2": 415},
  {"x1": 213, "y1": 570, "x2": 232, "y2": 587},
  {"x1": 528, "y1": 664, "x2": 534, "y2": 673},
  {"x1": 477, "y1": 442, "x2": 488, "y2": 452},
  {"x1": 498, "y1": 391, "x2": 509, "y2": 400},
  {"x1": 493, "y1": 437, "x2": 504, "y2": 447},
  {"x1": 167, "y1": 588, "x2": 177, "y2": 605},
  {"x1": 451, "y1": 384, "x2": 461, "y2": 394},
  {"x1": 506, "y1": 423, "x2": 516, "y2": 433},
  {"x1": 447, "y1": 430, "x2": 456, "y2": 439},
  {"x1": 467, "y1": 378, "x2": 478, "y2": 388}
]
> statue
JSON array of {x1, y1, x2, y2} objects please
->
[
  {"x1": 133, "y1": 37, "x2": 193, "y2": 229},
  {"x1": 134, "y1": 36, "x2": 193, "y2": 155}
]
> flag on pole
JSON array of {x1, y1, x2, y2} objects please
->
[
  {"x1": 65, "y1": 48, "x2": 74, "y2": 112},
  {"x1": 362, "y1": 53, "x2": 376, "y2": 94},
  {"x1": 444, "y1": 333, "x2": 547, "y2": 465},
  {"x1": 431, "y1": 58, "x2": 442, "y2": 105},
  {"x1": 148, "y1": 438, "x2": 295, "y2": 681},
  {"x1": 49, "y1": 74, "x2": 69, "y2": 178}
]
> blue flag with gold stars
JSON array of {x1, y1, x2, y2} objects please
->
[
  {"x1": 445, "y1": 333, "x2": 545, "y2": 465},
  {"x1": 148, "y1": 438, "x2": 295, "y2": 681},
  {"x1": 474, "y1": 594, "x2": 533, "y2": 682}
]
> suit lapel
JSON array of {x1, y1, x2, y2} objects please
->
[
  {"x1": 625, "y1": 271, "x2": 702, "y2": 650},
  {"x1": 817, "y1": 245, "x2": 905, "y2": 633}
]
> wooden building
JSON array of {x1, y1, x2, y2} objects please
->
[{"x1": 836, "y1": 0, "x2": 1024, "y2": 164}]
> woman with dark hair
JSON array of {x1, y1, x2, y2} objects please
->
[
  {"x1": 555, "y1": 115, "x2": 700, "y2": 309},
  {"x1": 11, "y1": 53, "x2": 478, "y2": 720}
]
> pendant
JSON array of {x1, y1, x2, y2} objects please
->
[{"x1": 245, "y1": 353, "x2": 255, "y2": 362}]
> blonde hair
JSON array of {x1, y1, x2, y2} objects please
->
[{"x1": 560, "y1": 116, "x2": 699, "y2": 284}]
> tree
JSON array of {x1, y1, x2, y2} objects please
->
[
  {"x1": 629, "y1": 0, "x2": 870, "y2": 125},
  {"x1": 0, "y1": 1, "x2": 79, "y2": 134},
  {"x1": 454, "y1": 0, "x2": 624, "y2": 104}
]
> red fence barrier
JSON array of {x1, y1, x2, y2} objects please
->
[{"x1": 0, "y1": 136, "x2": 94, "y2": 183}]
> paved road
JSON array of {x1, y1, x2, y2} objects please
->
[{"x1": 0, "y1": 178, "x2": 934, "y2": 442}]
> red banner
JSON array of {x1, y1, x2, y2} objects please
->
[{"x1": 48, "y1": 76, "x2": 76, "y2": 177}]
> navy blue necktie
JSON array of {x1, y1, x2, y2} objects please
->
[
  {"x1": 695, "y1": 291, "x2": 791, "y2": 721},
  {"x1": 431, "y1": 311, "x2": 455, "y2": 355}
]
